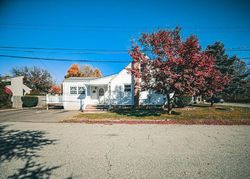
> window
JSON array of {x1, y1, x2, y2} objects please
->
[
  {"x1": 78, "y1": 87, "x2": 86, "y2": 95},
  {"x1": 99, "y1": 88, "x2": 104, "y2": 96},
  {"x1": 124, "y1": 85, "x2": 131, "y2": 92},
  {"x1": 70, "y1": 86, "x2": 77, "y2": 94}
]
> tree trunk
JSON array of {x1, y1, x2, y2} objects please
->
[
  {"x1": 210, "y1": 95, "x2": 214, "y2": 107},
  {"x1": 166, "y1": 94, "x2": 173, "y2": 114},
  {"x1": 134, "y1": 91, "x2": 140, "y2": 108},
  {"x1": 193, "y1": 96, "x2": 197, "y2": 104}
]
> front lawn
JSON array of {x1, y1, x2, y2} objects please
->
[{"x1": 65, "y1": 104, "x2": 250, "y2": 125}]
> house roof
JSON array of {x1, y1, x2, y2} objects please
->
[
  {"x1": 1, "y1": 76, "x2": 24, "y2": 82},
  {"x1": 88, "y1": 74, "x2": 117, "y2": 85},
  {"x1": 62, "y1": 74, "x2": 117, "y2": 84},
  {"x1": 62, "y1": 77, "x2": 98, "y2": 82}
]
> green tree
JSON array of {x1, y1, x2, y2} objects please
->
[
  {"x1": 11, "y1": 66, "x2": 53, "y2": 94},
  {"x1": 206, "y1": 42, "x2": 250, "y2": 100},
  {"x1": 224, "y1": 56, "x2": 249, "y2": 100},
  {"x1": 206, "y1": 42, "x2": 233, "y2": 75}
]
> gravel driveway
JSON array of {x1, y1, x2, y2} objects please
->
[{"x1": 0, "y1": 122, "x2": 249, "y2": 179}]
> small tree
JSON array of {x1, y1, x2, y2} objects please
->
[
  {"x1": 49, "y1": 85, "x2": 62, "y2": 95},
  {"x1": 0, "y1": 75, "x2": 12, "y2": 108},
  {"x1": 130, "y1": 28, "x2": 229, "y2": 113}
]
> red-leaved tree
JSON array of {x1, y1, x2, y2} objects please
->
[
  {"x1": 49, "y1": 85, "x2": 62, "y2": 95},
  {"x1": 130, "y1": 28, "x2": 229, "y2": 113}
]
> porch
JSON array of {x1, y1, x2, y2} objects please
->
[{"x1": 86, "y1": 85, "x2": 109, "y2": 105}]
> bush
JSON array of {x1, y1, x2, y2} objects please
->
[
  {"x1": 0, "y1": 81, "x2": 12, "y2": 109},
  {"x1": 21, "y1": 96, "x2": 38, "y2": 107},
  {"x1": 174, "y1": 96, "x2": 192, "y2": 108}
]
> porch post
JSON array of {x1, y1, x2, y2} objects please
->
[
  {"x1": 108, "y1": 82, "x2": 111, "y2": 108},
  {"x1": 83, "y1": 85, "x2": 88, "y2": 110},
  {"x1": 46, "y1": 94, "x2": 49, "y2": 110},
  {"x1": 131, "y1": 67, "x2": 135, "y2": 107}
]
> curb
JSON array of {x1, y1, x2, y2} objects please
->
[
  {"x1": 0, "y1": 108, "x2": 22, "y2": 112},
  {"x1": 62, "y1": 119, "x2": 250, "y2": 125}
]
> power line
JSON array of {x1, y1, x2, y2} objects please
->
[
  {"x1": 1, "y1": 45, "x2": 250, "y2": 54},
  {"x1": 0, "y1": 45, "x2": 122, "y2": 51},
  {"x1": 0, "y1": 54, "x2": 249, "y2": 66},
  {"x1": 0, "y1": 48, "x2": 129, "y2": 54},
  {"x1": 1, "y1": 23, "x2": 250, "y2": 32},
  {"x1": 0, "y1": 54, "x2": 131, "y2": 63}
]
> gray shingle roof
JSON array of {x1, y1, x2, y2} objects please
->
[
  {"x1": 62, "y1": 74, "x2": 118, "y2": 83},
  {"x1": 63, "y1": 77, "x2": 97, "y2": 82}
]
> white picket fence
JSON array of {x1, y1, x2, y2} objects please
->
[{"x1": 46, "y1": 94, "x2": 63, "y2": 109}]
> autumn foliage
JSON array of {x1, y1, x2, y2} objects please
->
[
  {"x1": 92, "y1": 68, "x2": 102, "y2": 77},
  {"x1": 49, "y1": 85, "x2": 62, "y2": 94},
  {"x1": 66, "y1": 64, "x2": 81, "y2": 78},
  {"x1": 130, "y1": 28, "x2": 229, "y2": 113},
  {"x1": 65, "y1": 64, "x2": 102, "y2": 78}
]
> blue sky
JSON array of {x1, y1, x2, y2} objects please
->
[{"x1": 0, "y1": 0, "x2": 249, "y2": 83}]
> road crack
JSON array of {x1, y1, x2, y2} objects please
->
[
  {"x1": 104, "y1": 144, "x2": 114, "y2": 179},
  {"x1": 127, "y1": 137, "x2": 135, "y2": 148},
  {"x1": 147, "y1": 134, "x2": 154, "y2": 146}
]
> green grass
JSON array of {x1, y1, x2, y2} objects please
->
[{"x1": 68, "y1": 104, "x2": 250, "y2": 124}]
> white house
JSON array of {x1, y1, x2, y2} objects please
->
[{"x1": 61, "y1": 63, "x2": 165, "y2": 110}]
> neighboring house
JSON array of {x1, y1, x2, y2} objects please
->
[
  {"x1": 62, "y1": 63, "x2": 165, "y2": 110},
  {"x1": 2, "y1": 76, "x2": 31, "y2": 109},
  {"x1": 3, "y1": 76, "x2": 31, "y2": 96}
]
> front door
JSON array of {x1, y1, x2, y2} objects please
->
[
  {"x1": 98, "y1": 88, "x2": 104, "y2": 98},
  {"x1": 91, "y1": 87, "x2": 98, "y2": 100}
]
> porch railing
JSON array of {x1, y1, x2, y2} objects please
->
[{"x1": 46, "y1": 94, "x2": 63, "y2": 104}]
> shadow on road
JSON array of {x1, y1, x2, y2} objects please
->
[{"x1": 0, "y1": 124, "x2": 60, "y2": 178}]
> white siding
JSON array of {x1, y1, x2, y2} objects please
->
[
  {"x1": 139, "y1": 91, "x2": 165, "y2": 105},
  {"x1": 63, "y1": 81, "x2": 87, "y2": 110},
  {"x1": 62, "y1": 63, "x2": 168, "y2": 110},
  {"x1": 110, "y1": 66, "x2": 133, "y2": 105},
  {"x1": 108, "y1": 64, "x2": 165, "y2": 106}
]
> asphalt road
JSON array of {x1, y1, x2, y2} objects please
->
[
  {"x1": 0, "y1": 122, "x2": 249, "y2": 179},
  {"x1": 0, "y1": 109, "x2": 79, "y2": 123}
]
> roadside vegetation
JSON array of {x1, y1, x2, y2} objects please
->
[
  {"x1": 129, "y1": 28, "x2": 250, "y2": 113},
  {"x1": 11, "y1": 66, "x2": 54, "y2": 95},
  {"x1": 66, "y1": 104, "x2": 250, "y2": 125},
  {"x1": 0, "y1": 75, "x2": 12, "y2": 109}
]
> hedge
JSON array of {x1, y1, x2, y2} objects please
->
[
  {"x1": 21, "y1": 96, "x2": 38, "y2": 107},
  {"x1": 174, "y1": 96, "x2": 192, "y2": 108}
]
